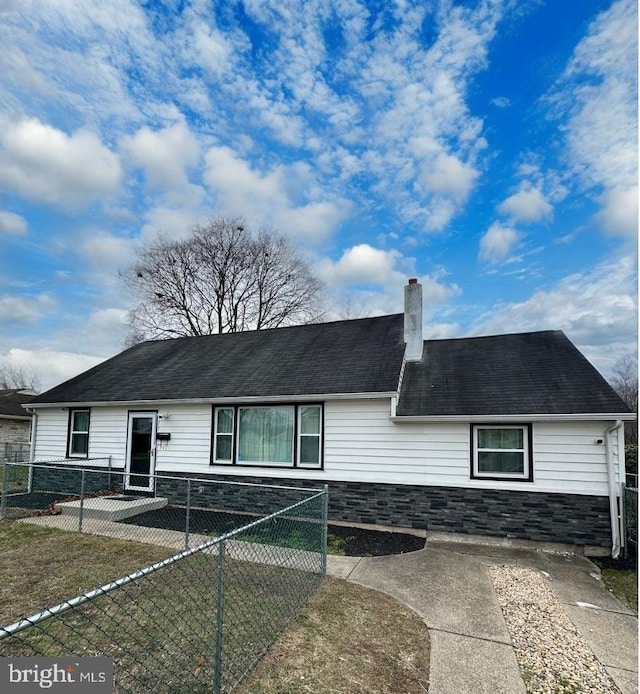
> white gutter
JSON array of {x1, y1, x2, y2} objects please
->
[
  {"x1": 26, "y1": 391, "x2": 399, "y2": 409},
  {"x1": 604, "y1": 419, "x2": 624, "y2": 559},
  {"x1": 391, "y1": 413, "x2": 636, "y2": 423}
]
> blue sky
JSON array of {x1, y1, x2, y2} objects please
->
[{"x1": 0, "y1": 0, "x2": 637, "y2": 391}]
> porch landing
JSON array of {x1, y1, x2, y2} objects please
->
[{"x1": 56, "y1": 495, "x2": 168, "y2": 522}]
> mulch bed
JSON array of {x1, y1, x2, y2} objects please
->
[
  {"x1": 117, "y1": 505, "x2": 425, "y2": 556},
  {"x1": 325, "y1": 524, "x2": 425, "y2": 556}
]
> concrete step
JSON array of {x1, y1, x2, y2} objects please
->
[{"x1": 56, "y1": 495, "x2": 168, "y2": 522}]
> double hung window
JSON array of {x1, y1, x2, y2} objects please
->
[
  {"x1": 471, "y1": 425, "x2": 532, "y2": 481},
  {"x1": 68, "y1": 409, "x2": 90, "y2": 457}
]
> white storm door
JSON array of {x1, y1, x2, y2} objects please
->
[{"x1": 124, "y1": 412, "x2": 157, "y2": 492}]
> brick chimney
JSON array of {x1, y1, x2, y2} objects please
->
[{"x1": 404, "y1": 278, "x2": 423, "y2": 361}]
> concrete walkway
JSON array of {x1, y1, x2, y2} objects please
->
[{"x1": 327, "y1": 540, "x2": 638, "y2": 694}]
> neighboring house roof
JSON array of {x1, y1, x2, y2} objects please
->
[
  {"x1": 30, "y1": 314, "x2": 406, "y2": 404},
  {"x1": 0, "y1": 389, "x2": 35, "y2": 419},
  {"x1": 396, "y1": 330, "x2": 631, "y2": 416}
]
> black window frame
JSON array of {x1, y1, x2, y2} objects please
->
[
  {"x1": 210, "y1": 403, "x2": 324, "y2": 470},
  {"x1": 470, "y1": 423, "x2": 533, "y2": 482},
  {"x1": 67, "y1": 408, "x2": 91, "y2": 459}
]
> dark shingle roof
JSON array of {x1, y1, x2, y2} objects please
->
[
  {"x1": 396, "y1": 330, "x2": 631, "y2": 416},
  {"x1": 31, "y1": 314, "x2": 406, "y2": 404},
  {"x1": 0, "y1": 389, "x2": 34, "y2": 418}
]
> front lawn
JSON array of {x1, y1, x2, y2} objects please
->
[{"x1": 0, "y1": 521, "x2": 430, "y2": 692}]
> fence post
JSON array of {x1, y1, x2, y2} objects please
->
[
  {"x1": 185, "y1": 478, "x2": 191, "y2": 551},
  {"x1": 321, "y1": 485, "x2": 329, "y2": 576},
  {"x1": 0, "y1": 460, "x2": 8, "y2": 520},
  {"x1": 213, "y1": 540, "x2": 225, "y2": 694},
  {"x1": 78, "y1": 469, "x2": 86, "y2": 534}
]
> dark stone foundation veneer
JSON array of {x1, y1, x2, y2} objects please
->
[
  {"x1": 156, "y1": 472, "x2": 612, "y2": 547},
  {"x1": 26, "y1": 463, "x2": 611, "y2": 547}
]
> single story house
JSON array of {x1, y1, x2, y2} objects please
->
[
  {"x1": 0, "y1": 388, "x2": 34, "y2": 461},
  {"x1": 26, "y1": 280, "x2": 633, "y2": 555}
]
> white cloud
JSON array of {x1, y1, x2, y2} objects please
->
[
  {"x1": 121, "y1": 119, "x2": 200, "y2": 189},
  {"x1": 1, "y1": 348, "x2": 104, "y2": 393},
  {"x1": 491, "y1": 96, "x2": 511, "y2": 108},
  {"x1": 0, "y1": 118, "x2": 122, "y2": 209},
  {"x1": 0, "y1": 294, "x2": 57, "y2": 326},
  {"x1": 498, "y1": 187, "x2": 552, "y2": 223},
  {"x1": 0, "y1": 0, "x2": 162, "y2": 129},
  {"x1": 551, "y1": 0, "x2": 637, "y2": 238},
  {"x1": 204, "y1": 145, "x2": 349, "y2": 241},
  {"x1": 80, "y1": 232, "x2": 135, "y2": 277},
  {"x1": 479, "y1": 222, "x2": 521, "y2": 263},
  {"x1": 471, "y1": 254, "x2": 637, "y2": 374},
  {"x1": 87, "y1": 308, "x2": 128, "y2": 334},
  {"x1": 317, "y1": 245, "x2": 462, "y2": 326},
  {"x1": 141, "y1": 205, "x2": 209, "y2": 242},
  {"x1": 421, "y1": 153, "x2": 479, "y2": 203},
  {"x1": 595, "y1": 186, "x2": 638, "y2": 237},
  {"x1": 318, "y1": 245, "x2": 400, "y2": 285},
  {"x1": 0, "y1": 210, "x2": 27, "y2": 235}
]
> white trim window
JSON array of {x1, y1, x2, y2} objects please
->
[
  {"x1": 68, "y1": 409, "x2": 90, "y2": 457},
  {"x1": 213, "y1": 407, "x2": 234, "y2": 463},
  {"x1": 472, "y1": 425, "x2": 531, "y2": 481},
  {"x1": 212, "y1": 404, "x2": 323, "y2": 468},
  {"x1": 298, "y1": 405, "x2": 322, "y2": 467}
]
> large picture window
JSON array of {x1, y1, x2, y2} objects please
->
[
  {"x1": 471, "y1": 424, "x2": 532, "y2": 481},
  {"x1": 212, "y1": 404, "x2": 323, "y2": 468},
  {"x1": 68, "y1": 409, "x2": 90, "y2": 458}
]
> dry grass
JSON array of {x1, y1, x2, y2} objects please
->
[
  {"x1": 237, "y1": 576, "x2": 430, "y2": 694},
  {"x1": 600, "y1": 567, "x2": 638, "y2": 612},
  {"x1": 0, "y1": 521, "x2": 168, "y2": 625}
]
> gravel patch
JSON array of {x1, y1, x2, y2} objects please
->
[{"x1": 489, "y1": 565, "x2": 620, "y2": 694}]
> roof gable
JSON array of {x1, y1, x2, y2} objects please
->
[
  {"x1": 396, "y1": 330, "x2": 630, "y2": 416},
  {"x1": 31, "y1": 314, "x2": 406, "y2": 404}
]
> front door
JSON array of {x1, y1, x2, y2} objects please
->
[{"x1": 125, "y1": 412, "x2": 157, "y2": 492}]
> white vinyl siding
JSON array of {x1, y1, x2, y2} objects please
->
[
  {"x1": 31, "y1": 400, "x2": 623, "y2": 496},
  {"x1": 34, "y1": 409, "x2": 68, "y2": 459},
  {"x1": 153, "y1": 406, "x2": 212, "y2": 470}
]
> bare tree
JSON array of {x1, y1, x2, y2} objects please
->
[
  {"x1": 0, "y1": 362, "x2": 41, "y2": 392},
  {"x1": 609, "y1": 354, "x2": 638, "y2": 446},
  {"x1": 123, "y1": 218, "x2": 325, "y2": 341}
]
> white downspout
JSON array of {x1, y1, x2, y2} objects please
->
[
  {"x1": 605, "y1": 419, "x2": 623, "y2": 559},
  {"x1": 27, "y1": 408, "x2": 37, "y2": 462}
]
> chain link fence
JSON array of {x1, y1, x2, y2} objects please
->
[
  {"x1": 624, "y1": 480, "x2": 637, "y2": 558},
  {"x1": 1, "y1": 441, "x2": 30, "y2": 463},
  {"x1": 0, "y1": 460, "x2": 328, "y2": 692},
  {"x1": 0, "y1": 461, "x2": 325, "y2": 554}
]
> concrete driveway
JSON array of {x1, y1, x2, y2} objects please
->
[{"x1": 327, "y1": 538, "x2": 638, "y2": 694}]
